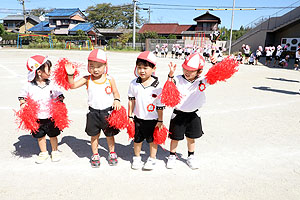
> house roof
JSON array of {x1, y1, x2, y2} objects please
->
[
  {"x1": 139, "y1": 23, "x2": 194, "y2": 34},
  {"x1": 69, "y1": 23, "x2": 93, "y2": 32},
  {"x1": 139, "y1": 23, "x2": 179, "y2": 34},
  {"x1": 3, "y1": 15, "x2": 40, "y2": 23},
  {"x1": 97, "y1": 28, "x2": 132, "y2": 34},
  {"x1": 193, "y1": 11, "x2": 221, "y2": 23},
  {"x1": 46, "y1": 8, "x2": 85, "y2": 18},
  {"x1": 28, "y1": 21, "x2": 55, "y2": 32}
]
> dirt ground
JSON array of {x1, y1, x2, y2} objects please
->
[{"x1": 0, "y1": 49, "x2": 299, "y2": 200}]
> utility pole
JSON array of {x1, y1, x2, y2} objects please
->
[
  {"x1": 148, "y1": 6, "x2": 150, "y2": 23},
  {"x1": 18, "y1": 0, "x2": 27, "y2": 33},
  {"x1": 133, "y1": 0, "x2": 138, "y2": 49},
  {"x1": 228, "y1": 0, "x2": 236, "y2": 55}
]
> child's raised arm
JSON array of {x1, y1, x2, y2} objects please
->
[
  {"x1": 168, "y1": 62, "x2": 177, "y2": 79},
  {"x1": 65, "y1": 63, "x2": 87, "y2": 89}
]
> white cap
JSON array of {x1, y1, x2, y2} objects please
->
[
  {"x1": 182, "y1": 53, "x2": 205, "y2": 71},
  {"x1": 26, "y1": 55, "x2": 47, "y2": 81}
]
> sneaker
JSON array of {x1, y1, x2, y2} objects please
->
[
  {"x1": 108, "y1": 152, "x2": 118, "y2": 166},
  {"x1": 131, "y1": 156, "x2": 143, "y2": 170},
  {"x1": 186, "y1": 155, "x2": 199, "y2": 170},
  {"x1": 166, "y1": 155, "x2": 177, "y2": 169},
  {"x1": 51, "y1": 151, "x2": 61, "y2": 162},
  {"x1": 143, "y1": 157, "x2": 156, "y2": 170},
  {"x1": 91, "y1": 154, "x2": 100, "y2": 168},
  {"x1": 35, "y1": 152, "x2": 49, "y2": 164}
]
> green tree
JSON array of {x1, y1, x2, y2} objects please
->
[
  {"x1": 0, "y1": 23, "x2": 6, "y2": 36},
  {"x1": 76, "y1": 29, "x2": 86, "y2": 36},
  {"x1": 167, "y1": 34, "x2": 177, "y2": 39},
  {"x1": 86, "y1": 3, "x2": 144, "y2": 28},
  {"x1": 138, "y1": 31, "x2": 159, "y2": 42},
  {"x1": 30, "y1": 8, "x2": 54, "y2": 17},
  {"x1": 118, "y1": 32, "x2": 132, "y2": 46}
]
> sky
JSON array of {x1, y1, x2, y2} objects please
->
[{"x1": 1, "y1": 0, "x2": 300, "y2": 29}]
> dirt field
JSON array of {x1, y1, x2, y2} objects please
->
[{"x1": 0, "y1": 49, "x2": 299, "y2": 200}]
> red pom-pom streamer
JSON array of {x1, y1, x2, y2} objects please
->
[
  {"x1": 205, "y1": 56, "x2": 239, "y2": 85},
  {"x1": 153, "y1": 126, "x2": 170, "y2": 145},
  {"x1": 15, "y1": 96, "x2": 39, "y2": 133},
  {"x1": 53, "y1": 58, "x2": 80, "y2": 90},
  {"x1": 50, "y1": 99, "x2": 71, "y2": 131},
  {"x1": 160, "y1": 80, "x2": 181, "y2": 107},
  {"x1": 126, "y1": 121, "x2": 135, "y2": 139},
  {"x1": 107, "y1": 106, "x2": 128, "y2": 130}
]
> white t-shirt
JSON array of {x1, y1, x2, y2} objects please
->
[
  {"x1": 128, "y1": 76, "x2": 164, "y2": 120},
  {"x1": 266, "y1": 50, "x2": 273, "y2": 57},
  {"x1": 19, "y1": 80, "x2": 63, "y2": 119},
  {"x1": 173, "y1": 75, "x2": 209, "y2": 113},
  {"x1": 276, "y1": 50, "x2": 283, "y2": 57},
  {"x1": 87, "y1": 74, "x2": 114, "y2": 110},
  {"x1": 296, "y1": 51, "x2": 300, "y2": 59}
]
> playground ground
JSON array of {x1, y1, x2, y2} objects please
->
[{"x1": 0, "y1": 49, "x2": 299, "y2": 200}]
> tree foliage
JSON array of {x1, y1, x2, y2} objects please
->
[
  {"x1": 30, "y1": 8, "x2": 54, "y2": 17},
  {"x1": 86, "y1": 3, "x2": 144, "y2": 28},
  {"x1": 0, "y1": 24, "x2": 6, "y2": 36},
  {"x1": 219, "y1": 26, "x2": 251, "y2": 41}
]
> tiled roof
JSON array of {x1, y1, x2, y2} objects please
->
[
  {"x1": 46, "y1": 8, "x2": 80, "y2": 17},
  {"x1": 3, "y1": 15, "x2": 40, "y2": 23},
  {"x1": 69, "y1": 23, "x2": 93, "y2": 32},
  {"x1": 139, "y1": 23, "x2": 195, "y2": 34},
  {"x1": 28, "y1": 21, "x2": 55, "y2": 32},
  {"x1": 138, "y1": 23, "x2": 179, "y2": 34}
]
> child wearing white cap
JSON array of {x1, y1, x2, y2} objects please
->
[
  {"x1": 128, "y1": 51, "x2": 165, "y2": 170},
  {"x1": 18, "y1": 55, "x2": 64, "y2": 164},
  {"x1": 166, "y1": 53, "x2": 208, "y2": 170},
  {"x1": 65, "y1": 49, "x2": 121, "y2": 168}
]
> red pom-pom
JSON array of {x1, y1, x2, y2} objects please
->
[
  {"x1": 50, "y1": 99, "x2": 71, "y2": 131},
  {"x1": 107, "y1": 106, "x2": 128, "y2": 130},
  {"x1": 53, "y1": 58, "x2": 80, "y2": 90},
  {"x1": 126, "y1": 121, "x2": 135, "y2": 139},
  {"x1": 153, "y1": 126, "x2": 170, "y2": 145},
  {"x1": 160, "y1": 80, "x2": 181, "y2": 107},
  {"x1": 205, "y1": 56, "x2": 239, "y2": 85},
  {"x1": 15, "y1": 96, "x2": 39, "y2": 133}
]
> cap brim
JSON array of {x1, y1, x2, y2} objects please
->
[
  {"x1": 182, "y1": 63, "x2": 202, "y2": 71},
  {"x1": 28, "y1": 70, "x2": 36, "y2": 81}
]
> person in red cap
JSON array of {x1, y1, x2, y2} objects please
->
[
  {"x1": 166, "y1": 53, "x2": 208, "y2": 170},
  {"x1": 18, "y1": 55, "x2": 64, "y2": 164},
  {"x1": 65, "y1": 49, "x2": 121, "y2": 168},
  {"x1": 128, "y1": 51, "x2": 165, "y2": 170}
]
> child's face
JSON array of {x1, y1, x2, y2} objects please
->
[
  {"x1": 136, "y1": 64, "x2": 156, "y2": 80},
  {"x1": 88, "y1": 61, "x2": 106, "y2": 77},
  {"x1": 37, "y1": 64, "x2": 51, "y2": 80},
  {"x1": 182, "y1": 68, "x2": 202, "y2": 81}
]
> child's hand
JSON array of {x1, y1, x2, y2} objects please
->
[
  {"x1": 113, "y1": 100, "x2": 121, "y2": 110},
  {"x1": 65, "y1": 62, "x2": 75, "y2": 75},
  {"x1": 155, "y1": 122, "x2": 164, "y2": 130},
  {"x1": 168, "y1": 62, "x2": 176, "y2": 77},
  {"x1": 128, "y1": 117, "x2": 134, "y2": 123}
]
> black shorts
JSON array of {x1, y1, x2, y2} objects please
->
[
  {"x1": 275, "y1": 56, "x2": 280, "y2": 60},
  {"x1": 245, "y1": 53, "x2": 250, "y2": 58},
  {"x1": 266, "y1": 56, "x2": 272, "y2": 61},
  {"x1": 32, "y1": 118, "x2": 60, "y2": 139},
  {"x1": 169, "y1": 110, "x2": 204, "y2": 140},
  {"x1": 295, "y1": 58, "x2": 299, "y2": 65},
  {"x1": 256, "y1": 55, "x2": 261, "y2": 60},
  {"x1": 133, "y1": 117, "x2": 157, "y2": 143},
  {"x1": 172, "y1": 51, "x2": 175, "y2": 54},
  {"x1": 85, "y1": 106, "x2": 119, "y2": 137}
]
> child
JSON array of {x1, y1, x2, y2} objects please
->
[
  {"x1": 265, "y1": 47, "x2": 273, "y2": 66},
  {"x1": 255, "y1": 46, "x2": 262, "y2": 65},
  {"x1": 249, "y1": 53, "x2": 255, "y2": 65},
  {"x1": 236, "y1": 52, "x2": 243, "y2": 64},
  {"x1": 274, "y1": 45, "x2": 283, "y2": 67},
  {"x1": 166, "y1": 53, "x2": 208, "y2": 170},
  {"x1": 18, "y1": 55, "x2": 64, "y2": 164},
  {"x1": 65, "y1": 49, "x2": 121, "y2": 168},
  {"x1": 279, "y1": 55, "x2": 289, "y2": 68},
  {"x1": 294, "y1": 48, "x2": 300, "y2": 70},
  {"x1": 128, "y1": 51, "x2": 165, "y2": 170}
]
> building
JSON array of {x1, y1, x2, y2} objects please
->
[
  {"x1": 28, "y1": 8, "x2": 102, "y2": 45},
  {"x1": 231, "y1": 6, "x2": 300, "y2": 53},
  {"x1": 2, "y1": 15, "x2": 40, "y2": 33},
  {"x1": 139, "y1": 11, "x2": 221, "y2": 44}
]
